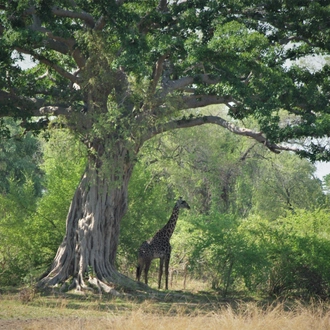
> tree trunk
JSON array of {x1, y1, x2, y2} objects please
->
[{"x1": 38, "y1": 147, "x2": 138, "y2": 293}]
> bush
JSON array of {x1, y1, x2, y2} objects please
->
[
  {"x1": 176, "y1": 209, "x2": 330, "y2": 298},
  {"x1": 265, "y1": 209, "x2": 330, "y2": 298},
  {"x1": 0, "y1": 177, "x2": 39, "y2": 286},
  {"x1": 0, "y1": 129, "x2": 86, "y2": 286}
]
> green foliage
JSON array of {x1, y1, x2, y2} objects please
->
[
  {"x1": 178, "y1": 211, "x2": 270, "y2": 295},
  {"x1": 27, "y1": 129, "x2": 86, "y2": 265},
  {"x1": 174, "y1": 209, "x2": 330, "y2": 298},
  {"x1": 135, "y1": 120, "x2": 325, "y2": 220},
  {"x1": 1, "y1": 0, "x2": 330, "y2": 160},
  {"x1": 249, "y1": 152, "x2": 325, "y2": 220},
  {"x1": 118, "y1": 161, "x2": 175, "y2": 273},
  {"x1": 0, "y1": 129, "x2": 86, "y2": 286},
  {"x1": 135, "y1": 120, "x2": 252, "y2": 216},
  {"x1": 118, "y1": 121, "x2": 328, "y2": 296},
  {"x1": 257, "y1": 209, "x2": 330, "y2": 297},
  {"x1": 0, "y1": 118, "x2": 43, "y2": 194},
  {"x1": 324, "y1": 173, "x2": 330, "y2": 194},
  {"x1": 0, "y1": 177, "x2": 39, "y2": 285}
]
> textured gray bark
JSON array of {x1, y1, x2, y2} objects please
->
[{"x1": 39, "y1": 153, "x2": 135, "y2": 292}]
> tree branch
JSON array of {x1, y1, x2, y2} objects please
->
[
  {"x1": 39, "y1": 105, "x2": 72, "y2": 115},
  {"x1": 160, "y1": 74, "x2": 222, "y2": 97},
  {"x1": 94, "y1": 16, "x2": 106, "y2": 31},
  {"x1": 52, "y1": 7, "x2": 95, "y2": 27},
  {"x1": 15, "y1": 47, "x2": 79, "y2": 83},
  {"x1": 150, "y1": 53, "x2": 170, "y2": 95},
  {"x1": 31, "y1": 26, "x2": 86, "y2": 68},
  {"x1": 279, "y1": 35, "x2": 314, "y2": 47},
  {"x1": 179, "y1": 95, "x2": 234, "y2": 110},
  {"x1": 26, "y1": 14, "x2": 86, "y2": 68},
  {"x1": 157, "y1": 0, "x2": 168, "y2": 12},
  {"x1": 25, "y1": 6, "x2": 95, "y2": 28},
  {"x1": 0, "y1": 91, "x2": 71, "y2": 117},
  {"x1": 31, "y1": 25, "x2": 74, "y2": 47},
  {"x1": 29, "y1": 28, "x2": 72, "y2": 55},
  {"x1": 145, "y1": 115, "x2": 299, "y2": 154}
]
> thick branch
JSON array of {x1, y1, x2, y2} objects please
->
[
  {"x1": 31, "y1": 31, "x2": 72, "y2": 55},
  {"x1": 52, "y1": 7, "x2": 95, "y2": 26},
  {"x1": 15, "y1": 47, "x2": 79, "y2": 83},
  {"x1": 26, "y1": 14, "x2": 86, "y2": 68},
  {"x1": 146, "y1": 115, "x2": 298, "y2": 154},
  {"x1": 25, "y1": 6, "x2": 95, "y2": 28},
  {"x1": 94, "y1": 16, "x2": 106, "y2": 31},
  {"x1": 158, "y1": 0, "x2": 168, "y2": 11},
  {"x1": 150, "y1": 53, "x2": 170, "y2": 95},
  {"x1": 10, "y1": 6, "x2": 88, "y2": 68},
  {"x1": 160, "y1": 74, "x2": 222, "y2": 97},
  {"x1": 179, "y1": 95, "x2": 234, "y2": 109},
  {"x1": 0, "y1": 91, "x2": 71, "y2": 117},
  {"x1": 279, "y1": 35, "x2": 314, "y2": 47},
  {"x1": 38, "y1": 105, "x2": 72, "y2": 116},
  {"x1": 33, "y1": 56, "x2": 78, "y2": 83},
  {"x1": 29, "y1": 26, "x2": 86, "y2": 68}
]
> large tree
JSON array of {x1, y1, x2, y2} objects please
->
[{"x1": 1, "y1": 0, "x2": 329, "y2": 291}]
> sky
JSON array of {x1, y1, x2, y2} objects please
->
[{"x1": 315, "y1": 162, "x2": 330, "y2": 180}]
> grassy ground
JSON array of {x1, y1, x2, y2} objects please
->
[{"x1": 1, "y1": 283, "x2": 330, "y2": 330}]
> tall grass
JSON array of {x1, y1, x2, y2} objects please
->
[
  {"x1": 69, "y1": 304, "x2": 330, "y2": 330},
  {"x1": 1, "y1": 298, "x2": 330, "y2": 330}
]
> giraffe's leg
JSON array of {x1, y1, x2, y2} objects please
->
[
  {"x1": 158, "y1": 258, "x2": 164, "y2": 289},
  {"x1": 136, "y1": 259, "x2": 144, "y2": 282},
  {"x1": 144, "y1": 260, "x2": 151, "y2": 286},
  {"x1": 165, "y1": 254, "x2": 171, "y2": 290}
]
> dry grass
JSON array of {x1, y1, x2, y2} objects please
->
[
  {"x1": 1, "y1": 289, "x2": 330, "y2": 330},
  {"x1": 2, "y1": 303, "x2": 330, "y2": 330}
]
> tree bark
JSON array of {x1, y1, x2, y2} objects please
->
[{"x1": 38, "y1": 146, "x2": 137, "y2": 292}]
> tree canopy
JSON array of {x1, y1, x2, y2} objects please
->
[{"x1": 1, "y1": 0, "x2": 330, "y2": 158}]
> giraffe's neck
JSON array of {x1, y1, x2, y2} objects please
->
[{"x1": 158, "y1": 205, "x2": 180, "y2": 240}]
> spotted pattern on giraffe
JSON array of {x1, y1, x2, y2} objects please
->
[{"x1": 136, "y1": 197, "x2": 190, "y2": 290}]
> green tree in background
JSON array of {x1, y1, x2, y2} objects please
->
[
  {"x1": 138, "y1": 123, "x2": 325, "y2": 219},
  {"x1": 0, "y1": 118, "x2": 42, "y2": 194},
  {"x1": 0, "y1": 119, "x2": 43, "y2": 285},
  {"x1": 0, "y1": 177, "x2": 38, "y2": 285},
  {"x1": 0, "y1": 129, "x2": 86, "y2": 286},
  {"x1": 117, "y1": 123, "x2": 327, "y2": 294},
  {"x1": 324, "y1": 173, "x2": 330, "y2": 194},
  {"x1": 250, "y1": 153, "x2": 325, "y2": 219},
  {"x1": 164, "y1": 209, "x2": 330, "y2": 297},
  {"x1": 28, "y1": 129, "x2": 86, "y2": 267},
  {"x1": 1, "y1": 0, "x2": 330, "y2": 291}
]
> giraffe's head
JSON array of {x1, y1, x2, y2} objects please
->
[{"x1": 176, "y1": 197, "x2": 190, "y2": 210}]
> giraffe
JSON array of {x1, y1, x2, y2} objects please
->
[{"x1": 136, "y1": 197, "x2": 190, "y2": 290}]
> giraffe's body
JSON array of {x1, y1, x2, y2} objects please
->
[{"x1": 136, "y1": 198, "x2": 190, "y2": 290}]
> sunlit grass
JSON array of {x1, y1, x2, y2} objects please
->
[{"x1": 1, "y1": 286, "x2": 330, "y2": 330}]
